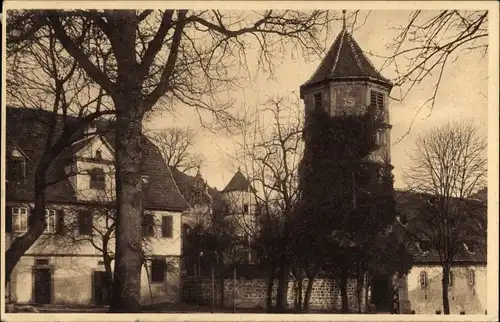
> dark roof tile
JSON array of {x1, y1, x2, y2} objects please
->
[
  {"x1": 300, "y1": 28, "x2": 392, "y2": 97},
  {"x1": 6, "y1": 107, "x2": 188, "y2": 212}
]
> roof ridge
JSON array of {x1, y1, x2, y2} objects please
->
[
  {"x1": 346, "y1": 32, "x2": 366, "y2": 74},
  {"x1": 330, "y1": 28, "x2": 347, "y2": 77},
  {"x1": 303, "y1": 29, "x2": 344, "y2": 88}
]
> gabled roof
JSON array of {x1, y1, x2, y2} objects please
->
[
  {"x1": 222, "y1": 169, "x2": 254, "y2": 193},
  {"x1": 300, "y1": 27, "x2": 392, "y2": 98},
  {"x1": 169, "y1": 166, "x2": 224, "y2": 212},
  {"x1": 5, "y1": 107, "x2": 189, "y2": 212}
]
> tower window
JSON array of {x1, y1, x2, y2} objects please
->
[
  {"x1": 313, "y1": 92, "x2": 323, "y2": 112},
  {"x1": 89, "y1": 168, "x2": 106, "y2": 190},
  {"x1": 370, "y1": 90, "x2": 384, "y2": 109}
]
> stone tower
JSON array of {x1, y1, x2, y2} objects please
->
[{"x1": 299, "y1": 12, "x2": 393, "y2": 162}]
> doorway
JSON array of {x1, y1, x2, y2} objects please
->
[
  {"x1": 93, "y1": 271, "x2": 112, "y2": 306},
  {"x1": 34, "y1": 268, "x2": 52, "y2": 304},
  {"x1": 371, "y1": 275, "x2": 392, "y2": 312}
]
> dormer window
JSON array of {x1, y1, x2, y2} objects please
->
[
  {"x1": 7, "y1": 150, "x2": 26, "y2": 182},
  {"x1": 313, "y1": 92, "x2": 323, "y2": 112},
  {"x1": 417, "y1": 240, "x2": 431, "y2": 254},
  {"x1": 370, "y1": 90, "x2": 384, "y2": 110},
  {"x1": 95, "y1": 150, "x2": 103, "y2": 160},
  {"x1": 89, "y1": 168, "x2": 106, "y2": 190}
]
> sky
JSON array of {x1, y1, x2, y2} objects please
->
[{"x1": 144, "y1": 10, "x2": 489, "y2": 191}]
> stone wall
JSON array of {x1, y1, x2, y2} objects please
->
[{"x1": 182, "y1": 276, "x2": 367, "y2": 312}]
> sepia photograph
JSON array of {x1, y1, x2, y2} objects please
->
[{"x1": 1, "y1": 2, "x2": 498, "y2": 320}]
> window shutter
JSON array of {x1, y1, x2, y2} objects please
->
[
  {"x1": 5, "y1": 206, "x2": 13, "y2": 233},
  {"x1": 56, "y1": 210, "x2": 65, "y2": 235},
  {"x1": 162, "y1": 216, "x2": 173, "y2": 238}
]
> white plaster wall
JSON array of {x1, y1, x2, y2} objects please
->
[
  {"x1": 406, "y1": 264, "x2": 487, "y2": 314},
  {"x1": 222, "y1": 190, "x2": 257, "y2": 236},
  {"x1": 8, "y1": 255, "x2": 181, "y2": 305}
]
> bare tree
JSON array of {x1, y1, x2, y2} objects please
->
[
  {"x1": 225, "y1": 95, "x2": 304, "y2": 312},
  {"x1": 8, "y1": 9, "x2": 341, "y2": 311},
  {"x1": 148, "y1": 127, "x2": 204, "y2": 174},
  {"x1": 5, "y1": 19, "x2": 113, "y2": 283},
  {"x1": 371, "y1": 10, "x2": 488, "y2": 142},
  {"x1": 402, "y1": 121, "x2": 487, "y2": 314}
]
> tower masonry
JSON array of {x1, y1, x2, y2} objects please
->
[{"x1": 299, "y1": 16, "x2": 394, "y2": 163}]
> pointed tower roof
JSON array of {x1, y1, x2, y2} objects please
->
[
  {"x1": 300, "y1": 21, "x2": 392, "y2": 98},
  {"x1": 223, "y1": 168, "x2": 254, "y2": 193}
]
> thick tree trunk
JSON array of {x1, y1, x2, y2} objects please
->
[
  {"x1": 340, "y1": 265, "x2": 349, "y2": 313},
  {"x1": 276, "y1": 255, "x2": 289, "y2": 312},
  {"x1": 5, "y1": 169, "x2": 48, "y2": 283},
  {"x1": 276, "y1": 255, "x2": 288, "y2": 313},
  {"x1": 266, "y1": 264, "x2": 275, "y2": 312},
  {"x1": 303, "y1": 265, "x2": 320, "y2": 312},
  {"x1": 109, "y1": 103, "x2": 145, "y2": 313},
  {"x1": 303, "y1": 275, "x2": 315, "y2": 312},
  {"x1": 442, "y1": 265, "x2": 450, "y2": 315}
]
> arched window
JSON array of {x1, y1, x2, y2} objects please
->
[
  {"x1": 7, "y1": 149, "x2": 26, "y2": 182},
  {"x1": 468, "y1": 269, "x2": 475, "y2": 286},
  {"x1": 90, "y1": 168, "x2": 106, "y2": 190},
  {"x1": 419, "y1": 271, "x2": 428, "y2": 289},
  {"x1": 94, "y1": 149, "x2": 103, "y2": 160}
]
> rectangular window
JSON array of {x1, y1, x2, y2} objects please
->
[
  {"x1": 151, "y1": 257, "x2": 166, "y2": 283},
  {"x1": 468, "y1": 270, "x2": 475, "y2": 286},
  {"x1": 370, "y1": 90, "x2": 384, "y2": 109},
  {"x1": 376, "y1": 131, "x2": 387, "y2": 147},
  {"x1": 162, "y1": 216, "x2": 173, "y2": 238},
  {"x1": 448, "y1": 271, "x2": 454, "y2": 287},
  {"x1": 35, "y1": 259, "x2": 50, "y2": 267},
  {"x1": 12, "y1": 207, "x2": 28, "y2": 233},
  {"x1": 45, "y1": 209, "x2": 57, "y2": 233},
  {"x1": 313, "y1": 92, "x2": 323, "y2": 111},
  {"x1": 78, "y1": 211, "x2": 93, "y2": 235},
  {"x1": 419, "y1": 271, "x2": 428, "y2": 289},
  {"x1": 243, "y1": 204, "x2": 249, "y2": 214}
]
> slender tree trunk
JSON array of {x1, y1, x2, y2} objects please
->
[
  {"x1": 5, "y1": 169, "x2": 48, "y2": 282},
  {"x1": 276, "y1": 255, "x2": 289, "y2": 312},
  {"x1": 109, "y1": 97, "x2": 145, "y2": 312},
  {"x1": 442, "y1": 264, "x2": 450, "y2": 314},
  {"x1": 340, "y1": 264, "x2": 349, "y2": 313},
  {"x1": 266, "y1": 263, "x2": 276, "y2": 312},
  {"x1": 303, "y1": 264, "x2": 320, "y2": 312},
  {"x1": 303, "y1": 276, "x2": 315, "y2": 312},
  {"x1": 219, "y1": 260, "x2": 225, "y2": 308},
  {"x1": 296, "y1": 275, "x2": 303, "y2": 311}
]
